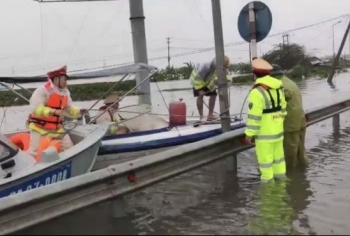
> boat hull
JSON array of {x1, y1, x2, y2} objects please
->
[
  {"x1": 94, "y1": 121, "x2": 246, "y2": 170},
  {"x1": 0, "y1": 125, "x2": 107, "y2": 198}
]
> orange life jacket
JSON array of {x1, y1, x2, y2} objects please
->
[{"x1": 28, "y1": 82, "x2": 68, "y2": 130}]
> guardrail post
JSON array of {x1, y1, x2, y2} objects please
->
[
  {"x1": 333, "y1": 114, "x2": 340, "y2": 129},
  {"x1": 111, "y1": 197, "x2": 126, "y2": 218},
  {"x1": 226, "y1": 154, "x2": 237, "y2": 172}
]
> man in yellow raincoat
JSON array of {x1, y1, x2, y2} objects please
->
[
  {"x1": 27, "y1": 66, "x2": 85, "y2": 157},
  {"x1": 270, "y1": 64, "x2": 309, "y2": 171},
  {"x1": 244, "y1": 58, "x2": 287, "y2": 183},
  {"x1": 95, "y1": 93, "x2": 130, "y2": 135},
  {"x1": 189, "y1": 56, "x2": 232, "y2": 122}
]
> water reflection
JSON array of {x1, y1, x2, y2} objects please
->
[
  {"x1": 287, "y1": 169, "x2": 313, "y2": 235},
  {"x1": 247, "y1": 180, "x2": 297, "y2": 235},
  {"x1": 241, "y1": 166, "x2": 313, "y2": 235}
]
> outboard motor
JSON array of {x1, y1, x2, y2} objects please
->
[
  {"x1": 62, "y1": 111, "x2": 91, "y2": 128},
  {"x1": 77, "y1": 111, "x2": 91, "y2": 125}
]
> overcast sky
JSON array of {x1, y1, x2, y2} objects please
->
[{"x1": 1, "y1": 0, "x2": 350, "y2": 75}]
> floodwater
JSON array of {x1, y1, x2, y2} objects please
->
[{"x1": 8, "y1": 73, "x2": 350, "y2": 235}]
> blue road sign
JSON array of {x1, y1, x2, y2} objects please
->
[{"x1": 237, "y1": 1, "x2": 272, "y2": 43}]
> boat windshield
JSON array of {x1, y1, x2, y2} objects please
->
[
  {"x1": 0, "y1": 134, "x2": 18, "y2": 152},
  {"x1": 0, "y1": 144, "x2": 10, "y2": 160}
]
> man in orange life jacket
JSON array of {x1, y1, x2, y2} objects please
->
[
  {"x1": 27, "y1": 66, "x2": 86, "y2": 157},
  {"x1": 95, "y1": 93, "x2": 130, "y2": 135}
]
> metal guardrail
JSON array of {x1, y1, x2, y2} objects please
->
[{"x1": 0, "y1": 98, "x2": 350, "y2": 234}]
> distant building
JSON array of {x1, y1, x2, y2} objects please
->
[{"x1": 309, "y1": 56, "x2": 324, "y2": 66}]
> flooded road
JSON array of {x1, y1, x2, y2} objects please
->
[{"x1": 8, "y1": 73, "x2": 350, "y2": 235}]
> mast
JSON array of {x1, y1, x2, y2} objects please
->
[{"x1": 129, "y1": 0, "x2": 151, "y2": 106}]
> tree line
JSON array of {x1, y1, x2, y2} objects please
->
[{"x1": 151, "y1": 43, "x2": 332, "y2": 82}]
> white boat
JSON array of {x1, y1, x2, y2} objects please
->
[
  {"x1": 94, "y1": 119, "x2": 245, "y2": 169},
  {"x1": 0, "y1": 124, "x2": 107, "y2": 198}
]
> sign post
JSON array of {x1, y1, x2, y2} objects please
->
[
  {"x1": 248, "y1": 2, "x2": 258, "y2": 59},
  {"x1": 238, "y1": 1, "x2": 273, "y2": 60}
]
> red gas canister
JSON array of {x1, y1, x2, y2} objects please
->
[{"x1": 169, "y1": 98, "x2": 187, "y2": 126}]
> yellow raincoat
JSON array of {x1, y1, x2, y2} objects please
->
[{"x1": 245, "y1": 75, "x2": 287, "y2": 182}]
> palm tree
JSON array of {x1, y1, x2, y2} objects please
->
[{"x1": 183, "y1": 61, "x2": 195, "y2": 70}]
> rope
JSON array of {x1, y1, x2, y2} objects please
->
[
  {"x1": 39, "y1": 3, "x2": 45, "y2": 72},
  {"x1": 88, "y1": 70, "x2": 157, "y2": 124},
  {"x1": 202, "y1": 92, "x2": 230, "y2": 118},
  {"x1": 202, "y1": 83, "x2": 240, "y2": 122}
]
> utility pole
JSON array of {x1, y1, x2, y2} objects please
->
[
  {"x1": 129, "y1": 0, "x2": 151, "y2": 105},
  {"x1": 211, "y1": 0, "x2": 231, "y2": 132},
  {"x1": 328, "y1": 19, "x2": 350, "y2": 83},
  {"x1": 348, "y1": 32, "x2": 350, "y2": 60},
  {"x1": 166, "y1": 37, "x2": 171, "y2": 68},
  {"x1": 211, "y1": 0, "x2": 237, "y2": 172},
  {"x1": 282, "y1": 33, "x2": 289, "y2": 45},
  {"x1": 249, "y1": 44, "x2": 252, "y2": 67},
  {"x1": 333, "y1": 24, "x2": 336, "y2": 60},
  {"x1": 332, "y1": 21, "x2": 342, "y2": 60}
]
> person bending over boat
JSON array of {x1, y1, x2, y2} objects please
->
[
  {"x1": 26, "y1": 66, "x2": 86, "y2": 157},
  {"x1": 244, "y1": 58, "x2": 287, "y2": 183},
  {"x1": 189, "y1": 56, "x2": 232, "y2": 123},
  {"x1": 95, "y1": 93, "x2": 130, "y2": 135},
  {"x1": 270, "y1": 64, "x2": 309, "y2": 171}
]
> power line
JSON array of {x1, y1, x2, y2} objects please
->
[
  {"x1": 67, "y1": 5, "x2": 91, "y2": 62},
  {"x1": 2, "y1": 13, "x2": 348, "y2": 75},
  {"x1": 0, "y1": 45, "x2": 173, "y2": 75},
  {"x1": 57, "y1": 14, "x2": 349, "y2": 73},
  {"x1": 84, "y1": 13, "x2": 347, "y2": 72},
  {"x1": 171, "y1": 37, "x2": 214, "y2": 43},
  {"x1": 18, "y1": 12, "x2": 347, "y2": 75}
]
